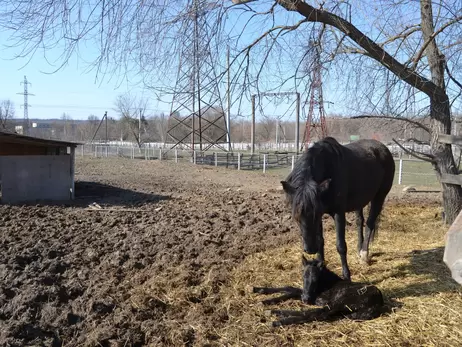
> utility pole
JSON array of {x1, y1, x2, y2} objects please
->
[
  {"x1": 251, "y1": 94, "x2": 256, "y2": 154},
  {"x1": 139, "y1": 109, "x2": 142, "y2": 144},
  {"x1": 17, "y1": 75, "x2": 34, "y2": 136},
  {"x1": 276, "y1": 119, "x2": 279, "y2": 149},
  {"x1": 227, "y1": 45, "x2": 232, "y2": 151},
  {"x1": 251, "y1": 91, "x2": 300, "y2": 153}
]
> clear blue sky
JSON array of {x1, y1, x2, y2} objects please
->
[{"x1": 0, "y1": 31, "x2": 169, "y2": 121}]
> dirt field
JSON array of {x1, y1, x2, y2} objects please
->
[{"x1": 1, "y1": 156, "x2": 460, "y2": 346}]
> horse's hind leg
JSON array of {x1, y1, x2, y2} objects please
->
[
  {"x1": 360, "y1": 196, "x2": 385, "y2": 265},
  {"x1": 270, "y1": 307, "x2": 342, "y2": 327},
  {"x1": 356, "y1": 209, "x2": 364, "y2": 256},
  {"x1": 347, "y1": 305, "x2": 383, "y2": 320},
  {"x1": 334, "y1": 212, "x2": 351, "y2": 281}
]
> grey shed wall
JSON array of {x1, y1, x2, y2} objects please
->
[{"x1": 0, "y1": 155, "x2": 73, "y2": 203}]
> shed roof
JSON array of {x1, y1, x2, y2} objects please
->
[{"x1": 0, "y1": 130, "x2": 82, "y2": 148}]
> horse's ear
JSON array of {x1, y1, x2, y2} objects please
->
[
  {"x1": 281, "y1": 180, "x2": 295, "y2": 194},
  {"x1": 301, "y1": 254, "x2": 309, "y2": 267},
  {"x1": 319, "y1": 178, "x2": 331, "y2": 193}
]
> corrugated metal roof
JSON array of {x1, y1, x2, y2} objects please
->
[{"x1": 0, "y1": 130, "x2": 82, "y2": 147}]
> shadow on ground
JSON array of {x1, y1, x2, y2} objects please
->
[
  {"x1": 73, "y1": 181, "x2": 171, "y2": 207},
  {"x1": 377, "y1": 247, "x2": 460, "y2": 300},
  {"x1": 0, "y1": 181, "x2": 171, "y2": 207}
]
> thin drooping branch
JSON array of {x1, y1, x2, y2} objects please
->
[
  {"x1": 276, "y1": 0, "x2": 444, "y2": 100},
  {"x1": 445, "y1": 63, "x2": 462, "y2": 91},
  {"x1": 378, "y1": 25, "x2": 421, "y2": 48},
  {"x1": 350, "y1": 115, "x2": 430, "y2": 133},
  {"x1": 237, "y1": 17, "x2": 308, "y2": 56},
  {"x1": 392, "y1": 138, "x2": 435, "y2": 163},
  {"x1": 405, "y1": 137, "x2": 430, "y2": 145}
]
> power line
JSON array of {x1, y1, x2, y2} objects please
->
[{"x1": 25, "y1": 103, "x2": 170, "y2": 113}]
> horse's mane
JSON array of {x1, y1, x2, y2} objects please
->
[{"x1": 285, "y1": 137, "x2": 343, "y2": 220}]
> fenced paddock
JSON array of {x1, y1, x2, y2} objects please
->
[
  {"x1": 78, "y1": 143, "x2": 441, "y2": 188},
  {"x1": 3, "y1": 152, "x2": 461, "y2": 346}
]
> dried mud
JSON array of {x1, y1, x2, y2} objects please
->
[{"x1": 0, "y1": 157, "x2": 442, "y2": 346}]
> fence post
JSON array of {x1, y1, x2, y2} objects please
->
[
  {"x1": 159, "y1": 148, "x2": 162, "y2": 161},
  {"x1": 238, "y1": 153, "x2": 241, "y2": 170},
  {"x1": 215, "y1": 152, "x2": 218, "y2": 167},
  {"x1": 398, "y1": 159, "x2": 403, "y2": 184},
  {"x1": 175, "y1": 149, "x2": 178, "y2": 163},
  {"x1": 81, "y1": 145, "x2": 84, "y2": 156},
  {"x1": 106, "y1": 146, "x2": 108, "y2": 158},
  {"x1": 263, "y1": 154, "x2": 267, "y2": 173},
  {"x1": 132, "y1": 147, "x2": 135, "y2": 159},
  {"x1": 291, "y1": 155, "x2": 295, "y2": 171},
  {"x1": 193, "y1": 151, "x2": 197, "y2": 164}
]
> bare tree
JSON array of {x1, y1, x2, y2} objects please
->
[
  {"x1": 0, "y1": 99, "x2": 15, "y2": 130},
  {"x1": 114, "y1": 93, "x2": 149, "y2": 148},
  {"x1": 77, "y1": 115, "x2": 101, "y2": 142},
  {"x1": 2, "y1": 1, "x2": 462, "y2": 222},
  {"x1": 259, "y1": 115, "x2": 278, "y2": 142},
  {"x1": 58, "y1": 112, "x2": 75, "y2": 140},
  {"x1": 154, "y1": 113, "x2": 168, "y2": 143}
]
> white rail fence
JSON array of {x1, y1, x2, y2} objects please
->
[{"x1": 77, "y1": 144, "x2": 440, "y2": 188}]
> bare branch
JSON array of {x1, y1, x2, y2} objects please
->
[
  {"x1": 0, "y1": 99, "x2": 15, "y2": 129},
  {"x1": 378, "y1": 25, "x2": 421, "y2": 48},
  {"x1": 411, "y1": 14, "x2": 462, "y2": 68},
  {"x1": 276, "y1": 0, "x2": 444, "y2": 99},
  {"x1": 405, "y1": 138, "x2": 430, "y2": 145},
  {"x1": 237, "y1": 18, "x2": 308, "y2": 57},
  {"x1": 445, "y1": 62, "x2": 462, "y2": 91},
  {"x1": 392, "y1": 138, "x2": 435, "y2": 163},
  {"x1": 350, "y1": 115, "x2": 430, "y2": 133}
]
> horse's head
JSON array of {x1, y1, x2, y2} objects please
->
[
  {"x1": 281, "y1": 178, "x2": 331, "y2": 254},
  {"x1": 301, "y1": 255, "x2": 325, "y2": 304}
]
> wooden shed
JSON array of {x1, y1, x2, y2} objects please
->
[{"x1": 0, "y1": 131, "x2": 80, "y2": 203}]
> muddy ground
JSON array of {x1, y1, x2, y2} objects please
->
[{"x1": 0, "y1": 157, "x2": 442, "y2": 346}]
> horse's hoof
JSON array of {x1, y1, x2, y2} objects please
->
[
  {"x1": 359, "y1": 250, "x2": 371, "y2": 265},
  {"x1": 268, "y1": 321, "x2": 281, "y2": 328}
]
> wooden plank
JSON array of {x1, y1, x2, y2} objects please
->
[
  {"x1": 437, "y1": 134, "x2": 462, "y2": 145},
  {"x1": 440, "y1": 173, "x2": 462, "y2": 185}
]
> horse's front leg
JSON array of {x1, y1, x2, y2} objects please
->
[
  {"x1": 251, "y1": 286, "x2": 302, "y2": 305},
  {"x1": 316, "y1": 216, "x2": 325, "y2": 263},
  {"x1": 334, "y1": 212, "x2": 351, "y2": 281}
]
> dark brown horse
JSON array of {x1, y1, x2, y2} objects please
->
[{"x1": 281, "y1": 137, "x2": 395, "y2": 280}]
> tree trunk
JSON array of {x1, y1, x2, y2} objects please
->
[
  {"x1": 421, "y1": 0, "x2": 462, "y2": 224},
  {"x1": 429, "y1": 99, "x2": 462, "y2": 224}
]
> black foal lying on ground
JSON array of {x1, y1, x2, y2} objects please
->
[{"x1": 252, "y1": 256, "x2": 385, "y2": 327}]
